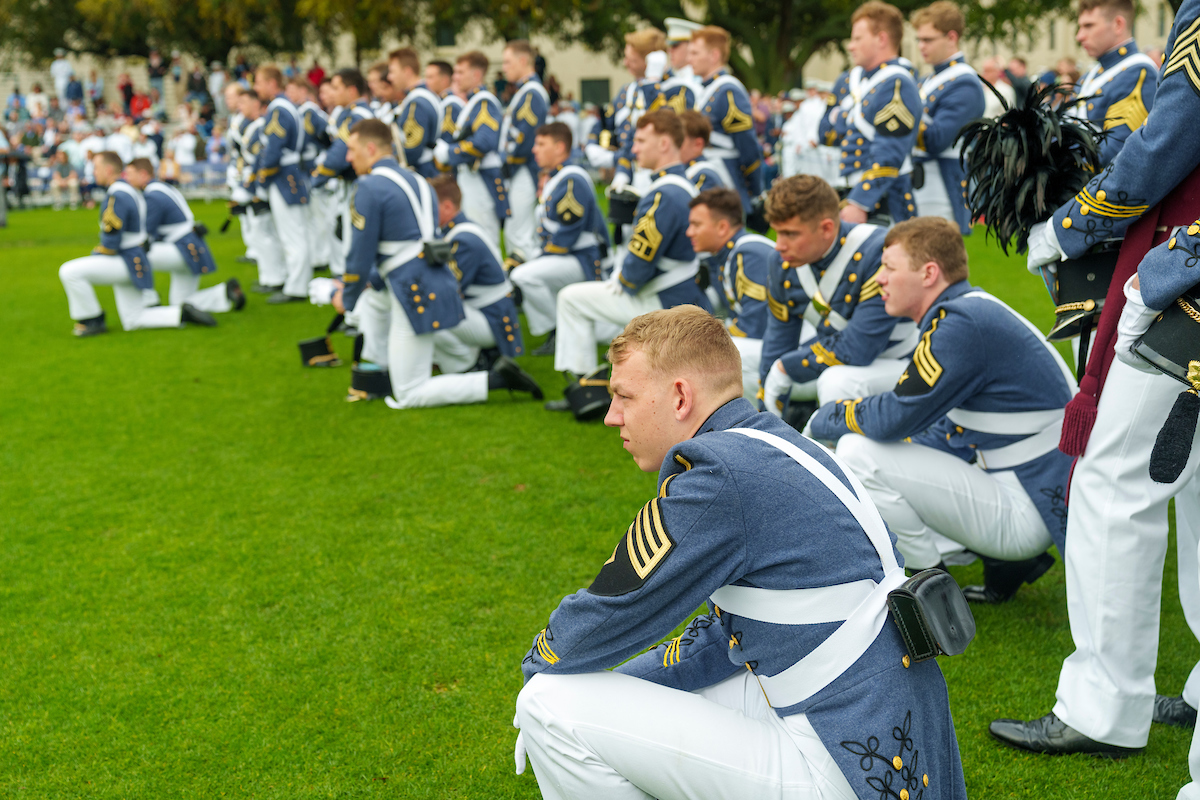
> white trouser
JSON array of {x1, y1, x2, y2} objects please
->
[
  {"x1": 59, "y1": 254, "x2": 182, "y2": 330},
  {"x1": 385, "y1": 291, "x2": 489, "y2": 409},
  {"x1": 356, "y1": 285, "x2": 392, "y2": 366},
  {"x1": 458, "y1": 168, "x2": 501, "y2": 249},
  {"x1": 306, "y1": 189, "x2": 332, "y2": 268},
  {"x1": 912, "y1": 160, "x2": 953, "y2": 223},
  {"x1": 816, "y1": 359, "x2": 908, "y2": 405},
  {"x1": 247, "y1": 207, "x2": 287, "y2": 288},
  {"x1": 432, "y1": 305, "x2": 496, "y2": 374},
  {"x1": 1180, "y1": 496, "x2": 1200, "y2": 800},
  {"x1": 240, "y1": 212, "x2": 256, "y2": 260},
  {"x1": 837, "y1": 435, "x2": 1052, "y2": 570},
  {"x1": 147, "y1": 242, "x2": 231, "y2": 313},
  {"x1": 504, "y1": 168, "x2": 539, "y2": 260},
  {"x1": 1052, "y1": 357, "x2": 1200, "y2": 748},
  {"x1": 554, "y1": 281, "x2": 663, "y2": 375},
  {"x1": 329, "y1": 188, "x2": 349, "y2": 277},
  {"x1": 516, "y1": 669, "x2": 856, "y2": 800},
  {"x1": 731, "y1": 335, "x2": 763, "y2": 402},
  {"x1": 268, "y1": 184, "x2": 312, "y2": 297},
  {"x1": 510, "y1": 255, "x2": 585, "y2": 336}
]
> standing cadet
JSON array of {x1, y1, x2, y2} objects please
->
[
  {"x1": 609, "y1": 29, "x2": 669, "y2": 196},
  {"x1": 286, "y1": 76, "x2": 332, "y2": 271},
  {"x1": 997, "y1": 0, "x2": 1200, "y2": 757},
  {"x1": 660, "y1": 17, "x2": 702, "y2": 113},
  {"x1": 758, "y1": 176, "x2": 917, "y2": 418},
  {"x1": 685, "y1": 187, "x2": 774, "y2": 400},
  {"x1": 426, "y1": 61, "x2": 464, "y2": 145},
  {"x1": 366, "y1": 62, "x2": 399, "y2": 121},
  {"x1": 340, "y1": 120, "x2": 540, "y2": 409},
  {"x1": 223, "y1": 83, "x2": 257, "y2": 264},
  {"x1": 125, "y1": 158, "x2": 245, "y2": 314},
  {"x1": 509, "y1": 122, "x2": 607, "y2": 357},
  {"x1": 387, "y1": 48, "x2": 443, "y2": 178},
  {"x1": 59, "y1": 151, "x2": 216, "y2": 335},
  {"x1": 239, "y1": 89, "x2": 288, "y2": 294},
  {"x1": 819, "y1": 2, "x2": 923, "y2": 225},
  {"x1": 431, "y1": 175, "x2": 531, "y2": 369},
  {"x1": 549, "y1": 111, "x2": 710, "y2": 389},
  {"x1": 312, "y1": 69, "x2": 374, "y2": 278},
  {"x1": 690, "y1": 26, "x2": 762, "y2": 216},
  {"x1": 515, "y1": 305, "x2": 968, "y2": 800},
  {"x1": 251, "y1": 65, "x2": 311, "y2": 303},
  {"x1": 808, "y1": 218, "x2": 1072, "y2": 599},
  {"x1": 499, "y1": 40, "x2": 550, "y2": 264},
  {"x1": 434, "y1": 52, "x2": 506, "y2": 248},
  {"x1": 910, "y1": 2, "x2": 985, "y2": 233},
  {"x1": 1068, "y1": 0, "x2": 1158, "y2": 167}
]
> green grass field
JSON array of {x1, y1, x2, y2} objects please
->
[{"x1": 1, "y1": 199, "x2": 1196, "y2": 798}]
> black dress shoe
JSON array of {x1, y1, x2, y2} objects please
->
[
  {"x1": 72, "y1": 312, "x2": 108, "y2": 337},
  {"x1": 1154, "y1": 694, "x2": 1198, "y2": 728},
  {"x1": 962, "y1": 552, "x2": 1055, "y2": 604},
  {"x1": 226, "y1": 277, "x2": 246, "y2": 311},
  {"x1": 181, "y1": 303, "x2": 218, "y2": 327},
  {"x1": 266, "y1": 291, "x2": 306, "y2": 305},
  {"x1": 544, "y1": 399, "x2": 572, "y2": 411},
  {"x1": 492, "y1": 356, "x2": 544, "y2": 399},
  {"x1": 236, "y1": 255, "x2": 258, "y2": 264},
  {"x1": 533, "y1": 330, "x2": 556, "y2": 357},
  {"x1": 989, "y1": 713, "x2": 1142, "y2": 758},
  {"x1": 252, "y1": 283, "x2": 281, "y2": 295}
]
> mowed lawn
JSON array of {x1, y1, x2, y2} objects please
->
[{"x1": 0, "y1": 198, "x2": 1196, "y2": 799}]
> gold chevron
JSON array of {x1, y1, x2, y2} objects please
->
[
  {"x1": 722, "y1": 91, "x2": 753, "y2": 133},
  {"x1": 860, "y1": 267, "x2": 884, "y2": 301},
  {"x1": 912, "y1": 312, "x2": 945, "y2": 386},
  {"x1": 873, "y1": 80, "x2": 915, "y2": 134},
  {"x1": 1164, "y1": 15, "x2": 1200, "y2": 95},
  {"x1": 1074, "y1": 186, "x2": 1150, "y2": 218},
  {"x1": 337, "y1": 118, "x2": 352, "y2": 141},
  {"x1": 101, "y1": 197, "x2": 122, "y2": 232},
  {"x1": 734, "y1": 254, "x2": 766, "y2": 301},
  {"x1": 350, "y1": 195, "x2": 365, "y2": 230},
  {"x1": 1105, "y1": 69, "x2": 1150, "y2": 131},
  {"x1": 303, "y1": 114, "x2": 315, "y2": 135},
  {"x1": 516, "y1": 92, "x2": 538, "y2": 125},
  {"x1": 667, "y1": 90, "x2": 689, "y2": 114},
  {"x1": 768, "y1": 289, "x2": 789, "y2": 321},
  {"x1": 629, "y1": 193, "x2": 663, "y2": 261},
  {"x1": 264, "y1": 110, "x2": 287, "y2": 139},
  {"x1": 473, "y1": 102, "x2": 500, "y2": 132},
  {"x1": 403, "y1": 106, "x2": 424, "y2": 149},
  {"x1": 442, "y1": 107, "x2": 456, "y2": 136},
  {"x1": 625, "y1": 497, "x2": 673, "y2": 580},
  {"x1": 556, "y1": 179, "x2": 585, "y2": 221}
]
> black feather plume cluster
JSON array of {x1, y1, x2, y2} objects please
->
[{"x1": 956, "y1": 81, "x2": 1103, "y2": 255}]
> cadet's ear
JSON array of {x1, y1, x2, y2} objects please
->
[{"x1": 672, "y1": 376, "x2": 695, "y2": 419}]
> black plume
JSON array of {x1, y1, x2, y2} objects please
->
[
  {"x1": 1150, "y1": 390, "x2": 1200, "y2": 484},
  {"x1": 957, "y1": 81, "x2": 1103, "y2": 255}
]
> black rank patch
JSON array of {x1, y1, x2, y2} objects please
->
[
  {"x1": 588, "y1": 497, "x2": 675, "y2": 596},
  {"x1": 894, "y1": 313, "x2": 943, "y2": 396}
]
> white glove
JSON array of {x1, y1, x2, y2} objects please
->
[
  {"x1": 433, "y1": 139, "x2": 451, "y2": 165},
  {"x1": 1114, "y1": 275, "x2": 1163, "y2": 374},
  {"x1": 308, "y1": 277, "x2": 337, "y2": 306},
  {"x1": 1026, "y1": 220, "x2": 1067, "y2": 275},
  {"x1": 608, "y1": 172, "x2": 631, "y2": 193},
  {"x1": 513, "y1": 714, "x2": 527, "y2": 775},
  {"x1": 646, "y1": 50, "x2": 669, "y2": 81},
  {"x1": 585, "y1": 143, "x2": 615, "y2": 170},
  {"x1": 762, "y1": 360, "x2": 791, "y2": 417}
]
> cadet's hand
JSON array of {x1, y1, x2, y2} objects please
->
[
  {"x1": 762, "y1": 360, "x2": 790, "y2": 418},
  {"x1": 584, "y1": 143, "x2": 613, "y2": 169},
  {"x1": 1026, "y1": 221, "x2": 1066, "y2": 275},
  {"x1": 332, "y1": 286, "x2": 345, "y2": 314},
  {"x1": 839, "y1": 204, "x2": 868, "y2": 224},
  {"x1": 1115, "y1": 274, "x2": 1161, "y2": 374},
  {"x1": 433, "y1": 140, "x2": 451, "y2": 166},
  {"x1": 513, "y1": 714, "x2": 527, "y2": 775},
  {"x1": 608, "y1": 172, "x2": 631, "y2": 194}
]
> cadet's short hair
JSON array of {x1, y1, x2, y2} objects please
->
[
  {"x1": 608, "y1": 306, "x2": 742, "y2": 396},
  {"x1": 348, "y1": 118, "x2": 392, "y2": 150},
  {"x1": 689, "y1": 188, "x2": 744, "y2": 226},
  {"x1": 237, "y1": 86, "x2": 257, "y2": 98},
  {"x1": 368, "y1": 62, "x2": 389, "y2": 82},
  {"x1": 625, "y1": 28, "x2": 667, "y2": 58},
  {"x1": 128, "y1": 157, "x2": 154, "y2": 175},
  {"x1": 333, "y1": 68, "x2": 367, "y2": 96},
  {"x1": 852, "y1": 1, "x2": 905, "y2": 50},
  {"x1": 286, "y1": 75, "x2": 313, "y2": 91},
  {"x1": 430, "y1": 174, "x2": 462, "y2": 207},
  {"x1": 636, "y1": 109, "x2": 684, "y2": 148},
  {"x1": 256, "y1": 65, "x2": 284, "y2": 87},
  {"x1": 428, "y1": 60, "x2": 453, "y2": 79},
  {"x1": 389, "y1": 47, "x2": 420, "y2": 74},
  {"x1": 456, "y1": 51, "x2": 489, "y2": 73},
  {"x1": 691, "y1": 26, "x2": 731, "y2": 62},
  {"x1": 884, "y1": 217, "x2": 969, "y2": 283},
  {"x1": 765, "y1": 175, "x2": 840, "y2": 225},
  {"x1": 536, "y1": 121, "x2": 573, "y2": 150},
  {"x1": 94, "y1": 151, "x2": 124, "y2": 172},
  {"x1": 505, "y1": 40, "x2": 535, "y2": 62},
  {"x1": 679, "y1": 110, "x2": 711, "y2": 146},
  {"x1": 911, "y1": 1, "x2": 966, "y2": 37},
  {"x1": 1079, "y1": 0, "x2": 1136, "y2": 25}
]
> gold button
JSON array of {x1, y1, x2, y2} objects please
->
[
  {"x1": 411, "y1": 284, "x2": 418, "y2": 291},
  {"x1": 902, "y1": 654, "x2": 910, "y2": 668},
  {"x1": 1080, "y1": 204, "x2": 1090, "y2": 215},
  {"x1": 855, "y1": 149, "x2": 862, "y2": 156},
  {"x1": 505, "y1": 325, "x2": 512, "y2": 332},
  {"x1": 1083, "y1": 298, "x2": 1096, "y2": 311},
  {"x1": 873, "y1": 163, "x2": 880, "y2": 169},
  {"x1": 1170, "y1": 237, "x2": 1178, "y2": 249},
  {"x1": 854, "y1": 161, "x2": 861, "y2": 168},
  {"x1": 845, "y1": 294, "x2": 852, "y2": 302},
  {"x1": 848, "y1": 274, "x2": 857, "y2": 282},
  {"x1": 413, "y1": 295, "x2": 421, "y2": 302},
  {"x1": 1189, "y1": 224, "x2": 1200, "y2": 236},
  {"x1": 840, "y1": 237, "x2": 846, "y2": 245},
  {"x1": 961, "y1": 180, "x2": 967, "y2": 187},
  {"x1": 417, "y1": 306, "x2": 425, "y2": 313},
  {"x1": 893, "y1": 756, "x2": 903, "y2": 770},
  {"x1": 862, "y1": 182, "x2": 871, "y2": 190},
  {"x1": 900, "y1": 791, "x2": 909, "y2": 800},
  {"x1": 788, "y1": 300, "x2": 796, "y2": 307},
  {"x1": 1096, "y1": 190, "x2": 1106, "y2": 201},
  {"x1": 784, "y1": 280, "x2": 791, "y2": 288},
  {"x1": 923, "y1": 775, "x2": 929, "y2": 787},
  {"x1": 853, "y1": 253, "x2": 862, "y2": 261},
  {"x1": 503, "y1": 316, "x2": 510, "y2": 323},
  {"x1": 1063, "y1": 218, "x2": 1072, "y2": 229},
  {"x1": 432, "y1": 320, "x2": 439, "y2": 328},
  {"x1": 782, "y1": 261, "x2": 790, "y2": 269},
  {"x1": 507, "y1": 335, "x2": 514, "y2": 341},
  {"x1": 908, "y1": 204, "x2": 915, "y2": 212},
  {"x1": 802, "y1": 358, "x2": 810, "y2": 367},
  {"x1": 824, "y1": 319, "x2": 831, "y2": 327},
  {"x1": 905, "y1": 193, "x2": 912, "y2": 200}
]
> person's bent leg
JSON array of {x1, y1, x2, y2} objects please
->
[
  {"x1": 385, "y1": 292, "x2": 488, "y2": 408},
  {"x1": 731, "y1": 335, "x2": 763, "y2": 402},
  {"x1": 503, "y1": 168, "x2": 539, "y2": 260},
  {"x1": 554, "y1": 282, "x2": 661, "y2": 375},
  {"x1": 432, "y1": 305, "x2": 494, "y2": 374},
  {"x1": 816, "y1": 359, "x2": 908, "y2": 405},
  {"x1": 510, "y1": 255, "x2": 584, "y2": 336},
  {"x1": 59, "y1": 254, "x2": 116, "y2": 321},
  {"x1": 269, "y1": 185, "x2": 312, "y2": 298}
]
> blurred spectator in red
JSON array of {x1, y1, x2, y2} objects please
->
[
  {"x1": 130, "y1": 88, "x2": 151, "y2": 119},
  {"x1": 307, "y1": 60, "x2": 325, "y2": 87}
]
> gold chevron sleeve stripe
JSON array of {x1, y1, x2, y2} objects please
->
[
  {"x1": 662, "y1": 637, "x2": 682, "y2": 667},
  {"x1": 264, "y1": 110, "x2": 287, "y2": 139},
  {"x1": 473, "y1": 102, "x2": 500, "y2": 132},
  {"x1": 1104, "y1": 70, "x2": 1151, "y2": 131},
  {"x1": 350, "y1": 196, "x2": 366, "y2": 230},
  {"x1": 623, "y1": 497, "x2": 673, "y2": 581},
  {"x1": 556, "y1": 179, "x2": 585, "y2": 219},
  {"x1": 667, "y1": 91, "x2": 688, "y2": 114},
  {"x1": 860, "y1": 267, "x2": 884, "y2": 301},
  {"x1": 723, "y1": 91, "x2": 754, "y2": 133},
  {"x1": 912, "y1": 313, "x2": 944, "y2": 386},
  {"x1": 844, "y1": 399, "x2": 865, "y2": 435},
  {"x1": 735, "y1": 254, "x2": 767, "y2": 301},
  {"x1": 658, "y1": 473, "x2": 679, "y2": 498},
  {"x1": 1164, "y1": 15, "x2": 1200, "y2": 95},
  {"x1": 629, "y1": 193, "x2": 664, "y2": 261},
  {"x1": 337, "y1": 118, "x2": 352, "y2": 141},
  {"x1": 303, "y1": 115, "x2": 315, "y2": 135},
  {"x1": 459, "y1": 140, "x2": 484, "y2": 158},
  {"x1": 535, "y1": 630, "x2": 559, "y2": 664},
  {"x1": 101, "y1": 198, "x2": 122, "y2": 232},
  {"x1": 516, "y1": 92, "x2": 538, "y2": 125},
  {"x1": 442, "y1": 108, "x2": 456, "y2": 136},
  {"x1": 403, "y1": 106, "x2": 425, "y2": 148},
  {"x1": 674, "y1": 453, "x2": 693, "y2": 470},
  {"x1": 873, "y1": 80, "x2": 915, "y2": 133},
  {"x1": 768, "y1": 289, "x2": 789, "y2": 321},
  {"x1": 812, "y1": 342, "x2": 843, "y2": 366},
  {"x1": 861, "y1": 166, "x2": 900, "y2": 181},
  {"x1": 1074, "y1": 187, "x2": 1150, "y2": 218}
]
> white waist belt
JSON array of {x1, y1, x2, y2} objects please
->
[
  {"x1": 639, "y1": 258, "x2": 700, "y2": 295},
  {"x1": 945, "y1": 407, "x2": 1063, "y2": 435},
  {"x1": 709, "y1": 131, "x2": 734, "y2": 150},
  {"x1": 480, "y1": 152, "x2": 503, "y2": 170},
  {"x1": 418, "y1": 149, "x2": 435, "y2": 164},
  {"x1": 120, "y1": 232, "x2": 147, "y2": 249},
  {"x1": 710, "y1": 580, "x2": 879, "y2": 625},
  {"x1": 464, "y1": 279, "x2": 513, "y2": 309},
  {"x1": 705, "y1": 145, "x2": 739, "y2": 161},
  {"x1": 160, "y1": 220, "x2": 193, "y2": 244},
  {"x1": 279, "y1": 152, "x2": 301, "y2": 166},
  {"x1": 574, "y1": 232, "x2": 600, "y2": 250},
  {"x1": 976, "y1": 419, "x2": 1064, "y2": 471},
  {"x1": 377, "y1": 239, "x2": 424, "y2": 278}
]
